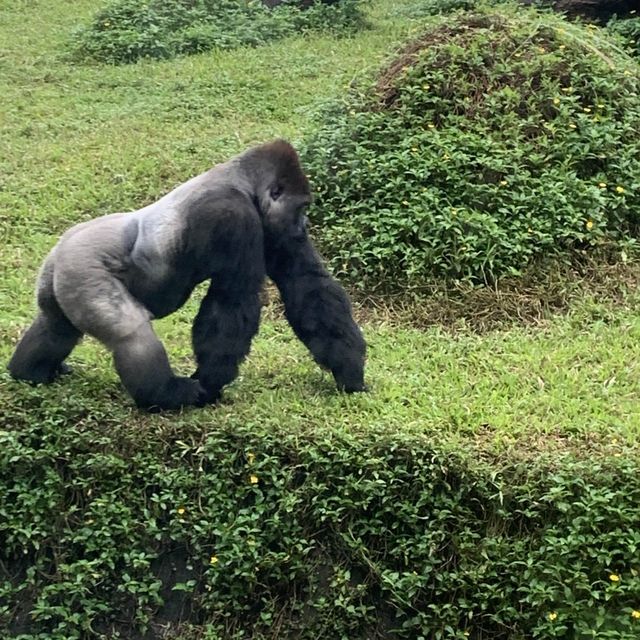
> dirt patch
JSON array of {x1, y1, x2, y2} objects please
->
[
  {"x1": 375, "y1": 14, "x2": 506, "y2": 106},
  {"x1": 523, "y1": 0, "x2": 637, "y2": 21}
]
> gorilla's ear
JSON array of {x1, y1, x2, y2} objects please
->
[{"x1": 269, "y1": 183, "x2": 283, "y2": 201}]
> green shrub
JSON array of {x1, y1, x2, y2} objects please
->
[
  {"x1": 1, "y1": 400, "x2": 640, "y2": 638},
  {"x1": 301, "y1": 6, "x2": 640, "y2": 292},
  {"x1": 399, "y1": 0, "x2": 488, "y2": 17},
  {"x1": 607, "y1": 15, "x2": 640, "y2": 58},
  {"x1": 71, "y1": 0, "x2": 367, "y2": 64}
]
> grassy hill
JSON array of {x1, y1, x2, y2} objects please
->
[{"x1": 1, "y1": 1, "x2": 639, "y2": 638}]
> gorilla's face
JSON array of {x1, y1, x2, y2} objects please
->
[{"x1": 263, "y1": 182, "x2": 311, "y2": 246}]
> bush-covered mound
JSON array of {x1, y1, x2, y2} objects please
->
[
  {"x1": 301, "y1": 6, "x2": 640, "y2": 292},
  {"x1": 71, "y1": 0, "x2": 366, "y2": 64},
  {"x1": 1, "y1": 400, "x2": 640, "y2": 639},
  {"x1": 406, "y1": 1, "x2": 640, "y2": 60}
]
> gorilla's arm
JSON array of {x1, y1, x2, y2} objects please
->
[
  {"x1": 191, "y1": 209, "x2": 265, "y2": 402},
  {"x1": 266, "y1": 233, "x2": 366, "y2": 393}
]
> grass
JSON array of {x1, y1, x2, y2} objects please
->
[
  {"x1": 1, "y1": 1, "x2": 640, "y2": 637},
  {"x1": 1, "y1": 0, "x2": 638, "y2": 457},
  {"x1": 6, "y1": 293, "x2": 640, "y2": 452}
]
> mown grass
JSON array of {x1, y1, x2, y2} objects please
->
[
  {"x1": 1, "y1": 0, "x2": 638, "y2": 455},
  {"x1": 1, "y1": 1, "x2": 640, "y2": 638}
]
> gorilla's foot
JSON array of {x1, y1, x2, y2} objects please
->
[{"x1": 8, "y1": 360, "x2": 62, "y2": 385}]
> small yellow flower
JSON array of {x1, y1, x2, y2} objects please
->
[
  {"x1": 428, "y1": 123, "x2": 435, "y2": 129},
  {"x1": 402, "y1": 200, "x2": 410, "y2": 206},
  {"x1": 598, "y1": 182, "x2": 607, "y2": 188},
  {"x1": 210, "y1": 555, "x2": 219, "y2": 565},
  {"x1": 411, "y1": 147, "x2": 418, "y2": 152},
  {"x1": 597, "y1": 103, "x2": 605, "y2": 108},
  {"x1": 616, "y1": 186, "x2": 625, "y2": 194},
  {"x1": 568, "y1": 123, "x2": 577, "y2": 129},
  {"x1": 246, "y1": 452, "x2": 255, "y2": 464},
  {"x1": 609, "y1": 573, "x2": 621, "y2": 582},
  {"x1": 249, "y1": 474, "x2": 259, "y2": 485},
  {"x1": 548, "y1": 612, "x2": 558, "y2": 621},
  {"x1": 177, "y1": 506, "x2": 186, "y2": 516},
  {"x1": 538, "y1": 47, "x2": 546, "y2": 53},
  {"x1": 559, "y1": 44, "x2": 566, "y2": 50},
  {"x1": 632, "y1": 610, "x2": 640, "y2": 619},
  {"x1": 553, "y1": 97, "x2": 560, "y2": 105},
  {"x1": 514, "y1": 52, "x2": 521, "y2": 58},
  {"x1": 500, "y1": 180, "x2": 508, "y2": 186},
  {"x1": 586, "y1": 220, "x2": 594, "y2": 231},
  {"x1": 422, "y1": 84, "x2": 430, "y2": 90},
  {"x1": 583, "y1": 107, "x2": 591, "y2": 113}
]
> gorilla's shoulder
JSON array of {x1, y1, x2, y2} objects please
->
[{"x1": 185, "y1": 183, "x2": 256, "y2": 219}]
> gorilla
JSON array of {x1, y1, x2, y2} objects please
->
[{"x1": 8, "y1": 140, "x2": 366, "y2": 411}]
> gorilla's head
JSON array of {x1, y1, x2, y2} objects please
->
[{"x1": 243, "y1": 140, "x2": 312, "y2": 247}]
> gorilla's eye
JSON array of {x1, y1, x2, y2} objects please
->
[{"x1": 270, "y1": 184, "x2": 283, "y2": 200}]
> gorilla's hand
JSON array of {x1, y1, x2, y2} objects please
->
[
  {"x1": 142, "y1": 376, "x2": 208, "y2": 413},
  {"x1": 190, "y1": 368, "x2": 223, "y2": 405}
]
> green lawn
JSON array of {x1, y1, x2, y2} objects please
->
[
  {"x1": 1, "y1": 0, "x2": 638, "y2": 456},
  {"x1": 1, "y1": 1, "x2": 640, "y2": 638}
]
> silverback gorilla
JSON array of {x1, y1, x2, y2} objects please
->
[{"x1": 8, "y1": 140, "x2": 367, "y2": 410}]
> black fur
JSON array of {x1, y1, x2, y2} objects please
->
[
  {"x1": 266, "y1": 228, "x2": 367, "y2": 393},
  {"x1": 8, "y1": 140, "x2": 366, "y2": 410}
]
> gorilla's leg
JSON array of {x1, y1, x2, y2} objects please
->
[
  {"x1": 55, "y1": 269, "x2": 205, "y2": 411},
  {"x1": 110, "y1": 323, "x2": 206, "y2": 411},
  {"x1": 266, "y1": 237, "x2": 366, "y2": 393},
  {"x1": 8, "y1": 311, "x2": 81, "y2": 384},
  {"x1": 191, "y1": 284, "x2": 262, "y2": 403},
  {"x1": 8, "y1": 262, "x2": 82, "y2": 384}
]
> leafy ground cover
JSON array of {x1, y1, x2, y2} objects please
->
[{"x1": 1, "y1": 1, "x2": 639, "y2": 638}]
